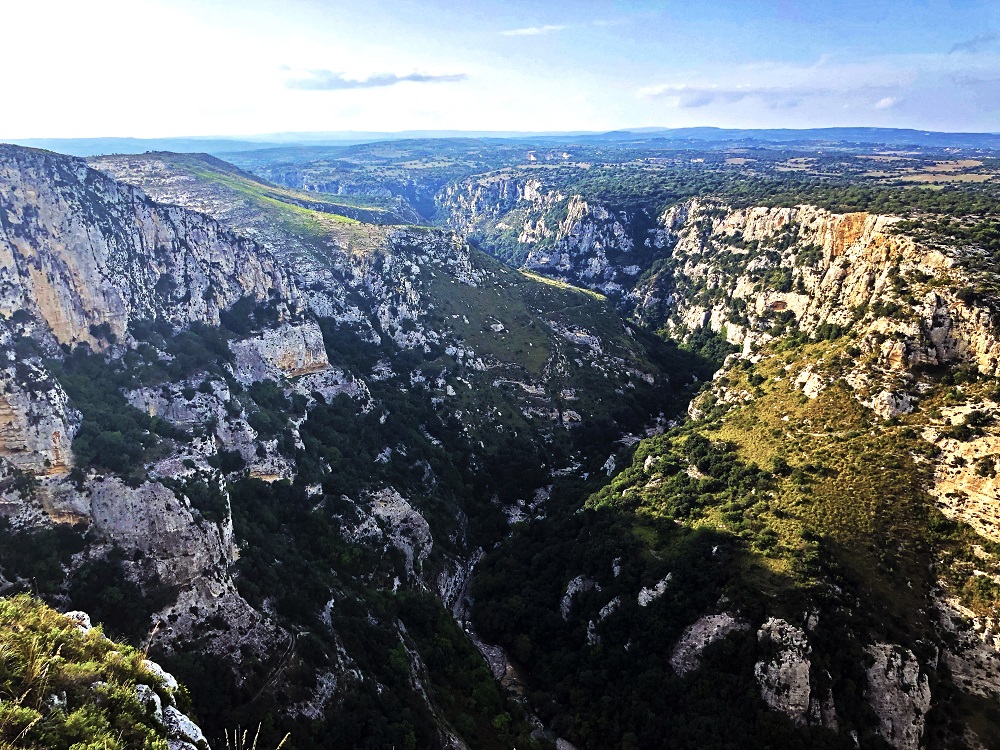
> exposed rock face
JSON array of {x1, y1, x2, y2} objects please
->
[
  {"x1": 338, "y1": 488, "x2": 434, "y2": 582},
  {"x1": 82, "y1": 476, "x2": 235, "y2": 584},
  {"x1": 520, "y1": 196, "x2": 636, "y2": 293},
  {"x1": 870, "y1": 389, "x2": 914, "y2": 419},
  {"x1": 451, "y1": 188, "x2": 1000, "y2": 387},
  {"x1": 88, "y1": 152, "x2": 365, "y2": 306},
  {"x1": 865, "y1": 643, "x2": 931, "y2": 750},
  {"x1": 560, "y1": 575, "x2": 599, "y2": 620},
  {"x1": 936, "y1": 594, "x2": 1000, "y2": 703},
  {"x1": 0, "y1": 145, "x2": 296, "y2": 347},
  {"x1": 126, "y1": 375, "x2": 280, "y2": 481},
  {"x1": 440, "y1": 175, "x2": 647, "y2": 295},
  {"x1": 230, "y1": 320, "x2": 331, "y2": 383},
  {"x1": 164, "y1": 705, "x2": 209, "y2": 750},
  {"x1": 370, "y1": 488, "x2": 433, "y2": 579},
  {"x1": 637, "y1": 573, "x2": 672, "y2": 606},
  {"x1": 585, "y1": 596, "x2": 622, "y2": 645},
  {"x1": 637, "y1": 200, "x2": 1000, "y2": 380},
  {"x1": 670, "y1": 613, "x2": 748, "y2": 676},
  {"x1": 0, "y1": 145, "x2": 704, "y2": 748},
  {"x1": 0, "y1": 328, "x2": 79, "y2": 474},
  {"x1": 9, "y1": 457, "x2": 282, "y2": 657},
  {"x1": 923, "y1": 402, "x2": 1000, "y2": 542},
  {"x1": 754, "y1": 618, "x2": 812, "y2": 724},
  {"x1": 442, "y1": 175, "x2": 556, "y2": 234}
]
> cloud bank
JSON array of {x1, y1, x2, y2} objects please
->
[
  {"x1": 950, "y1": 33, "x2": 998, "y2": 54},
  {"x1": 500, "y1": 24, "x2": 566, "y2": 36},
  {"x1": 286, "y1": 70, "x2": 467, "y2": 90}
]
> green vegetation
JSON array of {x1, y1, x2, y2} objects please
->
[
  {"x1": 48, "y1": 312, "x2": 285, "y2": 482},
  {"x1": 0, "y1": 594, "x2": 173, "y2": 750},
  {"x1": 66, "y1": 549, "x2": 177, "y2": 644},
  {"x1": 19, "y1": 139, "x2": 1000, "y2": 749},
  {"x1": 472, "y1": 510, "x2": 857, "y2": 750},
  {"x1": 0, "y1": 523, "x2": 86, "y2": 596},
  {"x1": 135, "y1": 153, "x2": 402, "y2": 225},
  {"x1": 471, "y1": 329, "x2": 1000, "y2": 748},
  {"x1": 159, "y1": 476, "x2": 541, "y2": 750},
  {"x1": 46, "y1": 322, "x2": 243, "y2": 480}
]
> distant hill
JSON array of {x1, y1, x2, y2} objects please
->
[
  {"x1": 8, "y1": 126, "x2": 1000, "y2": 157},
  {"x1": 571, "y1": 126, "x2": 1000, "y2": 149}
]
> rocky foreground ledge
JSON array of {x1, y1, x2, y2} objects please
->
[{"x1": 0, "y1": 594, "x2": 209, "y2": 750}]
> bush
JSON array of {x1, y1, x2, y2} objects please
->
[{"x1": 0, "y1": 594, "x2": 174, "y2": 750}]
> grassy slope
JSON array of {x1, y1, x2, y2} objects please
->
[
  {"x1": 154, "y1": 152, "x2": 405, "y2": 224},
  {"x1": 577, "y1": 334, "x2": 1000, "y2": 747},
  {"x1": 471, "y1": 333, "x2": 1000, "y2": 748},
  {"x1": 0, "y1": 595, "x2": 178, "y2": 750}
]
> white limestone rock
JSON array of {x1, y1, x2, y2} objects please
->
[
  {"x1": 141, "y1": 659, "x2": 180, "y2": 692},
  {"x1": 230, "y1": 320, "x2": 331, "y2": 385},
  {"x1": 0, "y1": 145, "x2": 296, "y2": 348},
  {"x1": 754, "y1": 618, "x2": 812, "y2": 724},
  {"x1": 865, "y1": 643, "x2": 931, "y2": 750},
  {"x1": 560, "y1": 575, "x2": 599, "y2": 620},
  {"x1": 339, "y1": 488, "x2": 433, "y2": 582},
  {"x1": 670, "y1": 613, "x2": 748, "y2": 676},
  {"x1": 637, "y1": 574, "x2": 672, "y2": 607},
  {"x1": 164, "y1": 705, "x2": 209, "y2": 749},
  {"x1": 135, "y1": 683, "x2": 163, "y2": 724},
  {"x1": 870, "y1": 389, "x2": 914, "y2": 420}
]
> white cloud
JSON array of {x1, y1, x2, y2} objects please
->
[
  {"x1": 285, "y1": 70, "x2": 467, "y2": 90},
  {"x1": 637, "y1": 83, "x2": 812, "y2": 108},
  {"x1": 631, "y1": 52, "x2": 1000, "y2": 130},
  {"x1": 500, "y1": 24, "x2": 566, "y2": 36},
  {"x1": 950, "y1": 33, "x2": 999, "y2": 55}
]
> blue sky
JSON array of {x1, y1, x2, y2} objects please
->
[{"x1": 4, "y1": 0, "x2": 1000, "y2": 138}]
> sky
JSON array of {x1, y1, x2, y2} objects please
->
[{"x1": 4, "y1": 0, "x2": 1000, "y2": 138}]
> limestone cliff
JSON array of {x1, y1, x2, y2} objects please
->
[
  {"x1": 0, "y1": 145, "x2": 297, "y2": 348},
  {"x1": 440, "y1": 174, "x2": 652, "y2": 293},
  {"x1": 636, "y1": 199, "x2": 1000, "y2": 378},
  {"x1": 0, "y1": 321, "x2": 78, "y2": 474}
]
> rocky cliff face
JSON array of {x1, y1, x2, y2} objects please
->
[
  {"x1": 0, "y1": 148, "x2": 305, "y2": 679},
  {"x1": 636, "y1": 200, "x2": 1000, "y2": 372},
  {"x1": 0, "y1": 146, "x2": 682, "y2": 749},
  {"x1": 866, "y1": 643, "x2": 932, "y2": 750},
  {"x1": 10, "y1": 141, "x2": 1000, "y2": 748},
  {"x1": 0, "y1": 146, "x2": 296, "y2": 348},
  {"x1": 0, "y1": 320, "x2": 79, "y2": 474},
  {"x1": 444, "y1": 180, "x2": 1000, "y2": 381},
  {"x1": 446, "y1": 175, "x2": 1000, "y2": 746},
  {"x1": 440, "y1": 174, "x2": 655, "y2": 291}
]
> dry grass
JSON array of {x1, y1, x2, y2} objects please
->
[
  {"x1": 899, "y1": 173, "x2": 995, "y2": 184},
  {"x1": 225, "y1": 724, "x2": 290, "y2": 750}
]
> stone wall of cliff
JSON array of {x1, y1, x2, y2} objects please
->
[{"x1": 0, "y1": 145, "x2": 297, "y2": 348}]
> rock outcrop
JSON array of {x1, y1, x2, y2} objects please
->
[
  {"x1": 670, "y1": 613, "x2": 748, "y2": 676},
  {"x1": 865, "y1": 643, "x2": 931, "y2": 750},
  {"x1": 230, "y1": 320, "x2": 331, "y2": 383},
  {"x1": 441, "y1": 175, "x2": 650, "y2": 296},
  {"x1": 560, "y1": 575, "x2": 599, "y2": 620},
  {"x1": 0, "y1": 145, "x2": 296, "y2": 348},
  {"x1": 922, "y1": 402, "x2": 1000, "y2": 542},
  {"x1": 754, "y1": 618, "x2": 812, "y2": 724},
  {"x1": 337, "y1": 487, "x2": 434, "y2": 582},
  {"x1": 62, "y1": 605, "x2": 210, "y2": 750},
  {"x1": 0, "y1": 325, "x2": 79, "y2": 474}
]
